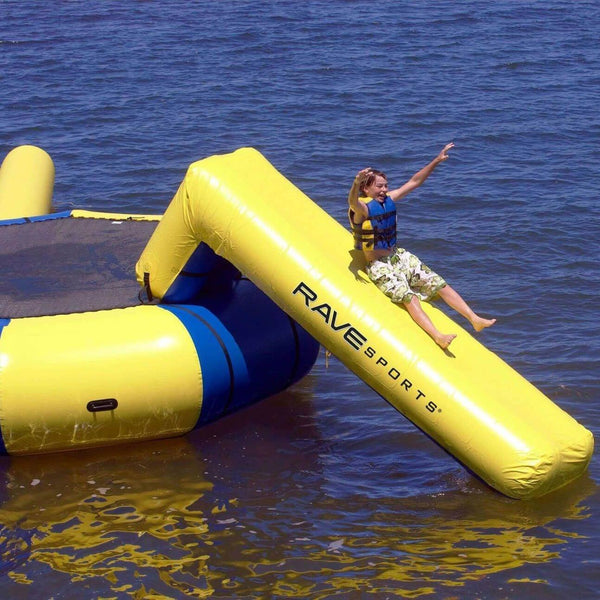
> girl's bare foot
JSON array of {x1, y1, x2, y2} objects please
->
[
  {"x1": 472, "y1": 316, "x2": 496, "y2": 332},
  {"x1": 435, "y1": 332, "x2": 457, "y2": 349}
]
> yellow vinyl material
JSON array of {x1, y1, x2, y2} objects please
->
[
  {"x1": 0, "y1": 306, "x2": 202, "y2": 454},
  {"x1": 0, "y1": 145, "x2": 55, "y2": 218},
  {"x1": 137, "y1": 147, "x2": 593, "y2": 499},
  {"x1": 70, "y1": 209, "x2": 161, "y2": 222}
]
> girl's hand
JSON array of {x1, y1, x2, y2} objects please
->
[{"x1": 436, "y1": 142, "x2": 455, "y2": 162}]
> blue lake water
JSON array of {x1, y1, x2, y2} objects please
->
[{"x1": 1, "y1": 1, "x2": 599, "y2": 598}]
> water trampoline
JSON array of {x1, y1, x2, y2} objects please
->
[{"x1": 0, "y1": 146, "x2": 319, "y2": 455}]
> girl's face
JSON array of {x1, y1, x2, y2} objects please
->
[{"x1": 363, "y1": 175, "x2": 388, "y2": 201}]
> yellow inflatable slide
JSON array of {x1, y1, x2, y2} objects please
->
[{"x1": 137, "y1": 147, "x2": 594, "y2": 499}]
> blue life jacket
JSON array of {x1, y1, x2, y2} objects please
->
[{"x1": 349, "y1": 196, "x2": 397, "y2": 251}]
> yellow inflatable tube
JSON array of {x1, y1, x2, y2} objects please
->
[
  {"x1": 1, "y1": 305, "x2": 202, "y2": 454},
  {"x1": 0, "y1": 145, "x2": 54, "y2": 218},
  {"x1": 137, "y1": 148, "x2": 593, "y2": 499}
]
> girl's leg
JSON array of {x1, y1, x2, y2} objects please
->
[
  {"x1": 437, "y1": 285, "x2": 496, "y2": 331},
  {"x1": 404, "y1": 295, "x2": 456, "y2": 349}
]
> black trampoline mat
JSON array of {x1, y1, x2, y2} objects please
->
[{"x1": 0, "y1": 216, "x2": 158, "y2": 318}]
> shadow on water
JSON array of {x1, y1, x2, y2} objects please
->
[{"x1": 0, "y1": 373, "x2": 596, "y2": 598}]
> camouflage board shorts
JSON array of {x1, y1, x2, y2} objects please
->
[{"x1": 366, "y1": 247, "x2": 446, "y2": 304}]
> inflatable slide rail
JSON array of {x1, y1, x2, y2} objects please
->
[{"x1": 137, "y1": 147, "x2": 593, "y2": 500}]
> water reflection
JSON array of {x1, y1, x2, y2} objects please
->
[
  {"x1": 0, "y1": 377, "x2": 595, "y2": 599},
  {"x1": 0, "y1": 437, "x2": 213, "y2": 596}
]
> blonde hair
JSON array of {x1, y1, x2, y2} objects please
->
[{"x1": 360, "y1": 168, "x2": 387, "y2": 194}]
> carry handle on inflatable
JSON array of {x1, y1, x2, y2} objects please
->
[{"x1": 87, "y1": 398, "x2": 119, "y2": 413}]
